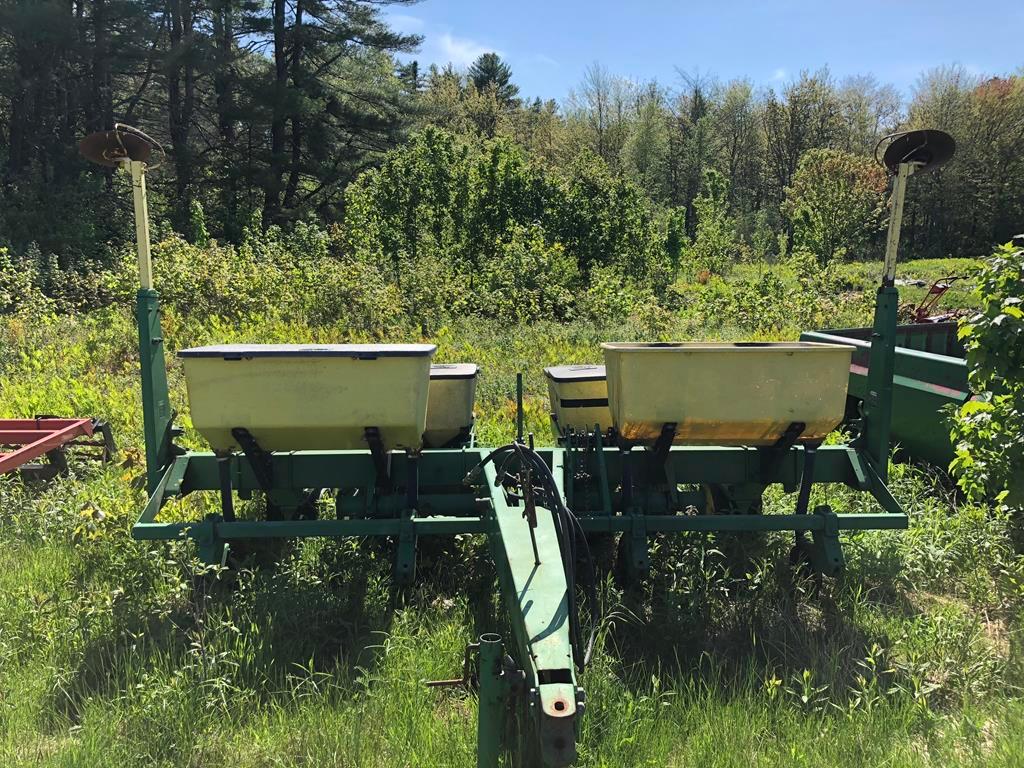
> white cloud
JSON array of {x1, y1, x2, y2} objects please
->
[
  {"x1": 770, "y1": 67, "x2": 787, "y2": 82},
  {"x1": 532, "y1": 53, "x2": 560, "y2": 68},
  {"x1": 387, "y1": 13, "x2": 425, "y2": 32},
  {"x1": 436, "y1": 32, "x2": 497, "y2": 67}
]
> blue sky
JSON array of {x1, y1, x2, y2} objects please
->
[{"x1": 387, "y1": 0, "x2": 1024, "y2": 103}]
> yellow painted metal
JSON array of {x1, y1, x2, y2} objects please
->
[
  {"x1": 128, "y1": 160, "x2": 154, "y2": 290},
  {"x1": 601, "y1": 342, "x2": 853, "y2": 445},
  {"x1": 180, "y1": 344, "x2": 435, "y2": 452},
  {"x1": 883, "y1": 162, "x2": 914, "y2": 286},
  {"x1": 423, "y1": 364, "x2": 477, "y2": 448},
  {"x1": 544, "y1": 365, "x2": 614, "y2": 435}
]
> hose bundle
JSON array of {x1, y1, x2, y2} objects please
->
[{"x1": 470, "y1": 442, "x2": 599, "y2": 669}]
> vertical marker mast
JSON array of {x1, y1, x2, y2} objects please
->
[
  {"x1": 79, "y1": 125, "x2": 173, "y2": 492},
  {"x1": 863, "y1": 129, "x2": 956, "y2": 481},
  {"x1": 129, "y1": 159, "x2": 154, "y2": 291}
]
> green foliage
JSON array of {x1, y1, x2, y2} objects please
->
[
  {"x1": 343, "y1": 128, "x2": 668, "y2": 323},
  {"x1": 782, "y1": 148, "x2": 888, "y2": 265},
  {"x1": 185, "y1": 199, "x2": 210, "y2": 248},
  {"x1": 621, "y1": 83, "x2": 670, "y2": 198},
  {"x1": 584, "y1": 265, "x2": 656, "y2": 324},
  {"x1": 0, "y1": 246, "x2": 48, "y2": 315},
  {"x1": 102, "y1": 230, "x2": 403, "y2": 336},
  {"x1": 950, "y1": 242, "x2": 1024, "y2": 510},
  {"x1": 664, "y1": 206, "x2": 688, "y2": 277},
  {"x1": 686, "y1": 169, "x2": 738, "y2": 276},
  {"x1": 556, "y1": 150, "x2": 667, "y2": 286},
  {"x1": 468, "y1": 52, "x2": 519, "y2": 106},
  {"x1": 475, "y1": 224, "x2": 578, "y2": 323}
]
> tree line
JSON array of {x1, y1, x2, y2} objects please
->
[
  {"x1": 0, "y1": 1, "x2": 1022, "y2": 277},
  {"x1": 0, "y1": 0, "x2": 419, "y2": 261}
]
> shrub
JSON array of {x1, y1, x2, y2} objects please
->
[
  {"x1": 950, "y1": 241, "x2": 1024, "y2": 514},
  {"x1": 0, "y1": 246, "x2": 48, "y2": 315},
  {"x1": 583, "y1": 265, "x2": 656, "y2": 324},
  {"x1": 685, "y1": 169, "x2": 738, "y2": 277},
  {"x1": 782, "y1": 148, "x2": 888, "y2": 266},
  {"x1": 343, "y1": 127, "x2": 668, "y2": 297},
  {"x1": 476, "y1": 224, "x2": 579, "y2": 323}
]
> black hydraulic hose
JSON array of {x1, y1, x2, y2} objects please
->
[
  {"x1": 470, "y1": 442, "x2": 600, "y2": 669},
  {"x1": 513, "y1": 444, "x2": 598, "y2": 666}
]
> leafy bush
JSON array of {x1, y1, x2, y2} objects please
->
[
  {"x1": 950, "y1": 241, "x2": 1024, "y2": 513},
  {"x1": 782, "y1": 148, "x2": 888, "y2": 266},
  {"x1": 685, "y1": 169, "x2": 738, "y2": 277},
  {"x1": 583, "y1": 264, "x2": 656, "y2": 324},
  {"x1": 339, "y1": 129, "x2": 667, "y2": 315},
  {"x1": 475, "y1": 223, "x2": 579, "y2": 323},
  {"x1": 0, "y1": 246, "x2": 49, "y2": 314}
]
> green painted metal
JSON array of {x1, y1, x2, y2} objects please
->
[
  {"x1": 808, "y1": 506, "x2": 845, "y2": 575},
  {"x1": 136, "y1": 289, "x2": 174, "y2": 494},
  {"x1": 477, "y1": 634, "x2": 508, "y2": 768},
  {"x1": 802, "y1": 323, "x2": 970, "y2": 467},
  {"x1": 152, "y1": 445, "x2": 884, "y2": 496},
  {"x1": 861, "y1": 285, "x2": 899, "y2": 481},
  {"x1": 483, "y1": 460, "x2": 578, "y2": 767}
]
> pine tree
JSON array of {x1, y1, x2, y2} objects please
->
[{"x1": 468, "y1": 52, "x2": 519, "y2": 107}]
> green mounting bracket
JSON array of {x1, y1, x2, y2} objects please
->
[
  {"x1": 861, "y1": 284, "x2": 899, "y2": 482},
  {"x1": 395, "y1": 509, "x2": 417, "y2": 586},
  {"x1": 624, "y1": 509, "x2": 650, "y2": 582},
  {"x1": 194, "y1": 514, "x2": 229, "y2": 568},
  {"x1": 136, "y1": 289, "x2": 174, "y2": 495},
  {"x1": 807, "y1": 505, "x2": 845, "y2": 576}
]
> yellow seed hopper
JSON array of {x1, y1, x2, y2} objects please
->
[
  {"x1": 601, "y1": 342, "x2": 853, "y2": 445},
  {"x1": 179, "y1": 344, "x2": 436, "y2": 452},
  {"x1": 544, "y1": 365, "x2": 614, "y2": 437}
]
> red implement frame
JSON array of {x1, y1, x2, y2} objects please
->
[
  {"x1": 0, "y1": 417, "x2": 111, "y2": 477},
  {"x1": 913, "y1": 276, "x2": 964, "y2": 323}
]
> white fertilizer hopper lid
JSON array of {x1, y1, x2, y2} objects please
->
[
  {"x1": 544, "y1": 364, "x2": 606, "y2": 382},
  {"x1": 429, "y1": 363, "x2": 478, "y2": 379},
  {"x1": 178, "y1": 343, "x2": 436, "y2": 360}
]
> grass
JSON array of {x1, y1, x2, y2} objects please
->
[{"x1": 1, "y1": 256, "x2": 1022, "y2": 766}]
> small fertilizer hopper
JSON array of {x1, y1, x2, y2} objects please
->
[{"x1": 80, "y1": 123, "x2": 947, "y2": 766}]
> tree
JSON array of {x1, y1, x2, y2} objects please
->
[
  {"x1": 0, "y1": 0, "x2": 160, "y2": 260},
  {"x1": 763, "y1": 69, "x2": 842, "y2": 220},
  {"x1": 468, "y1": 52, "x2": 519, "y2": 106},
  {"x1": 664, "y1": 207, "x2": 687, "y2": 277},
  {"x1": 502, "y1": 98, "x2": 564, "y2": 165},
  {"x1": 782, "y1": 148, "x2": 887, "y2": 265},
  {"x1": 687, "y1": 169, "x2": 737, "y2": 276},
  {"x1": 621, "y1": 81, "x2": 669, "y2": 199},
  {"x1": 666, "y1": 73, "x2": 717, "y2": 236},
  {"x1": 256, "y1": 0, "x2": 422, "y2": 225},
  {"x1": 712, "y1": 79, "x2": 763, "y2": 221},
  {"x1": 564, "y1": 63, "x2": 635, "y2": 171},
  {"x1": 837, "y1": 74, "x2": 901, "y2": 154},
  {"x1": 396, "y1": 59, "x2": 423, "y2": 94}
]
